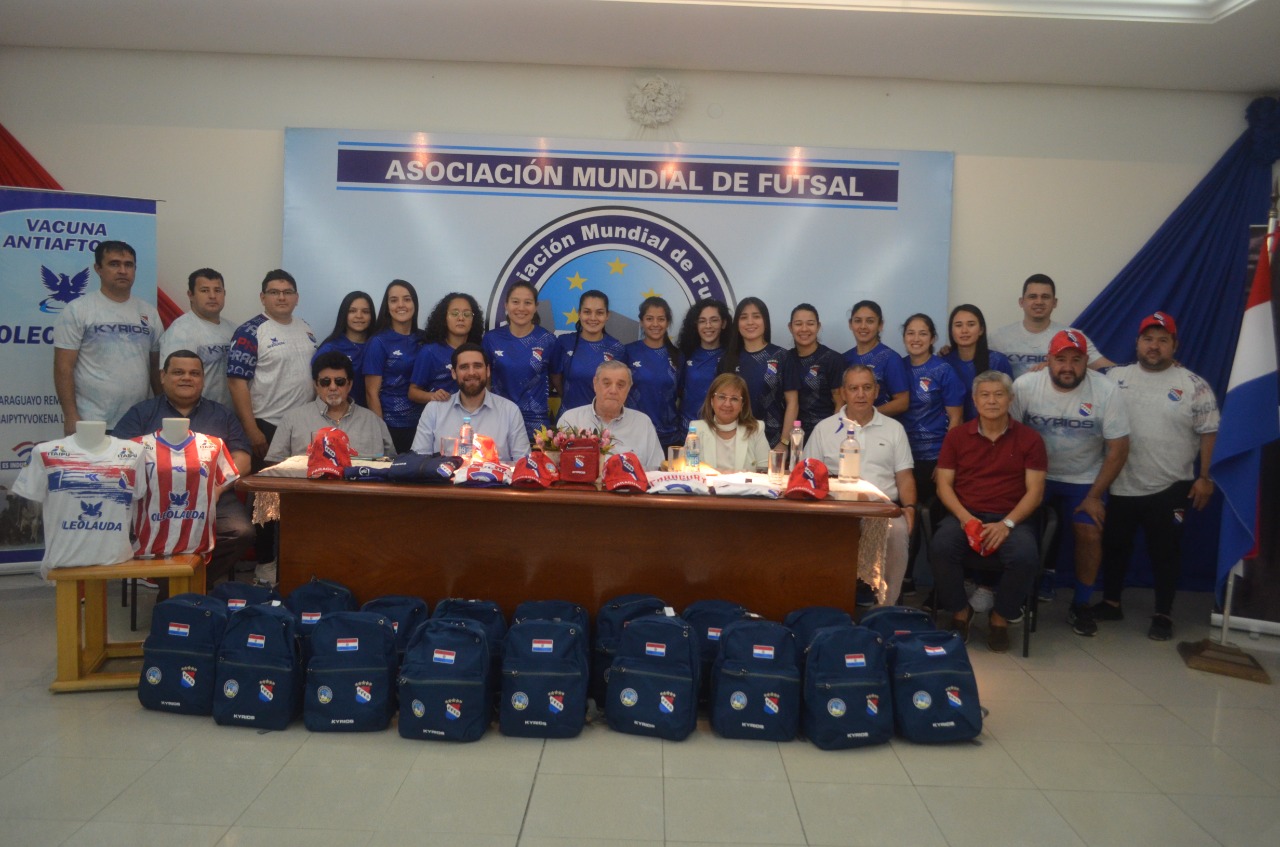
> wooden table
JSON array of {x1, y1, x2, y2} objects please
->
[{"x1": 238, "y1": 476, "x2": 899, "y2": 620}]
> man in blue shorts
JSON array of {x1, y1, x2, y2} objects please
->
[{"x1": 1011, "y1": 330, "x2": 1129, "y2": 636}]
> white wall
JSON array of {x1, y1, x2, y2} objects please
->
[{"x1": 0, "y1": 47, "x2": 1251, "y2": 331}]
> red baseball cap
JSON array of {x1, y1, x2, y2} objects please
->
[
  {"x1": 305, "y1": 427, "x2": 353, "y2": 479},
  {"x1": 511, "y1": 451, "x2": 560, "y2": 489},
  {"x1": 1048, "y1": 329, "x2": 1088, "y2": 358},
  {"x1": 603, "y1": 452, "x2": 650, "y2": 493},
  {"x1": 1137, "y1": 311, "x2": 1177, "y2": 336},
  {"x1": 783, "y1": 458, "x2": 829, "y2": 500}
]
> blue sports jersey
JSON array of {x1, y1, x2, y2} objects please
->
[
  {"x1": 900, "y1": 354, "x2": 966, "y2": 461},
  {"x1": 732, "y1": 343, "x2": 800, "y2": 446},
  {"x1": 624, "y1": 340, "x2": 682, "y2": 446},
  {"x1": 484, "y1": 325, "x2": 562, "y2": 438},
  {"x1": 410, "y1": 341, "x2": 459, "y2": 396},
  {"x1": 679, "y1": 346, "x2": 724, "y2": 431},
  {"x1": 792, "y1": 344, "x2": 846, "y2": 438},
  {"x1": 553, "y1": 332, "x2": 626, "y2": 413},
  {"x1": 941, "y1": 349, "x2": 1013, "y2": 421},
  {"x1": 843, "y1": 341, "x2": 910, "y2": 409},
  {"x1": 313, "y1": 336, "x2": 367, "y2": 406},
  {"x1": 365, "y1": 329, "x2": 424, "y2": 428}
]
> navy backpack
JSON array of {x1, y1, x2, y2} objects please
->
[
  {"x1": 890, "y1": 630, "x2": 983, "y2": 743},
  {"x1": 801, "y1": 625, "x2": 894, "y2": 749},
  {"x1": 859, "y1": 605, "x2": 937, "y2": 643},
  {"x1": 398, "y1": 618, "x2": 493, "y2": 742},
  {"x1": 209, "y1": 581, "x2": 279, "y2": 613},
  {"x1": 710, "y1": 619, "x2": 801, "y2": 742},
  {"x1": 785, "y1": 606, "x2": 855, "y2": 653},
  {"x1": 433, "y1": 598, "x2": 507, "y2": 676},
  {"x1": 681, "y1": 599, "x2": 751, "y2": 700},
  {"x1": 360, "y1": 594, "x2": 430, "y2": 659},
  {"x1": 213, "y1": 604, "x2": 302, "y2": 730},
  {"x1": 500, "y1": 619, "x2": 589, "y2": 739},
  {"x1": 139, "y1": 593, "x2": 229, "y2": 715},
  {"x1": 605, "y1": 614, "x2": 700, "y2": 741},
  {"x1": 284, "y1": 576, "x2": 358, "y2": 659},
  {"x1": 304, "y1": 611, "x2": 399, "y2": 732},
  {"x1": 592, "y1": 593, "x2": 666, "y2": 703}
]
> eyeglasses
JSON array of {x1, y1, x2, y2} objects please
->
[
  {"x1": 713, "y1": 393, "x2": 744, "y2": 405},
  {"x1": 317, "y1": 377, "x2": 349, "y2": 387},
  {"x1": 265, "y1": 288, "x2": 297, "y2": 297},
  {"x1": 448, "y1": 310, "x2": 474, "y2": 319},
  {"x1": 697, "y1": 318, "x2": 722, "y2": 326}
]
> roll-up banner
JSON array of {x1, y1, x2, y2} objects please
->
[{"x1": 0, "y1": 188, "x2": 157, "y2": 571}]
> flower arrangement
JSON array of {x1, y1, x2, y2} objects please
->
[
  {"x1": 627, "y1": 75, "x2": 685, "y2": 128},
  {"x1": 532, "y1": 424, "x2": 616, "y2": 455}
]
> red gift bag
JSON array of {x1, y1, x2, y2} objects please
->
[{"x1": 560, "y1": 437, "x2": 600, "y2": 483}]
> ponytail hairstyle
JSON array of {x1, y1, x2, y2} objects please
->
[
  {"x1": 572, "y1": 289, "x2": 610, "y2": 359},
  {"x1": 901, "y1": 312, "x2": 938, "y2": 355},
  {"x1": 849, "y1": 299, "x2": 885, "y2": 343},
  {"x1": 505, "y1": 281, "x2": 542, "y2": 327},
  {"x1": 638, "y1": 295, "x2": 680, "y2": 371},
  {"x1": 948, "y1": 304, "x2": 991, "y2": 374}
]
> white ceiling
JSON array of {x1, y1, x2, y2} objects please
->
[{"x1": 1, "y1": 0, "x2": 1278, "y2": 93}]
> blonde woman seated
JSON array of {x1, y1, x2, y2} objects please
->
[{"x1": 690, "y1": 374, "x2": 771, "y2": 473}]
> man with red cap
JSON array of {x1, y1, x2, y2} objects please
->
[
  {"x1": 1095, "y1": 312, "x2": 1219, "y2": 641},
  {"x1": 1011, "y1": 328, "x2": 1130, "y2": 636}
]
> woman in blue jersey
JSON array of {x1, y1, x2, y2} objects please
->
[
  {"x1": 843, "y1": 300, "x2": 909, "y2": 417},
  {"x1": 675, "y1": 299, "x2": 730, "y2": 432},
  {"x1": 900, "y1": 313, "x2": 965, "y2": 591},
  {"x1": 787, "y1": 304, "x2": 845, "y2": 439},
  {"x1": 718, "y1": 297, "x2": 798, "y2": 447},
  {"x1": 551, "y1": 289, "x2": 625, "y2": 414},
  {"x1": 941, "y1": 304, "x2": 1013, "y2": 421},
  {"x1": 624, "y1": 296, "x2": 682, "y2": 447},
  {"x1": 483, "y1": 282, "x2": 561, "y2": 440},
  {"x1": 410, "y1": 292, "x2": 484, "y2": 407},
  {"x1": 313, "y1": 290, "x2": 374, "y2": 406},
  {"x1": 364, "y1": 280, "x2": 425, "y2": 454}
]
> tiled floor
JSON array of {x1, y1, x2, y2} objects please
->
[{"x1": 1, "y1": 575, "x2": 1278, "y2": 847}]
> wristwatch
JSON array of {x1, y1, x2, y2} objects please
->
[{"x1": 1001, "y1": 518, "x2": 1015, "y2": 530}]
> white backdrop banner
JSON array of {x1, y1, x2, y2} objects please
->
[
  {"x1": 284, "y1": 130, "x2": 952, "y2": 347},
  {"x1": 0, "y1": 188, "x2": 157, "y2": 569}
]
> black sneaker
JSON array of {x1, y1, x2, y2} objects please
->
[
  {"x1": 1068, "y1": 603, "x2": 1097, "y2": 637},
  {"x1": 1037, "y1": 572, "x2": 1056, "y2": 602},
  {"x1": 856, "y1": 582, "x2": 875, "y2": 608},
  {"x1": 1148, "y1": 614, "x2": 1173, "y2": 641},
  {"x1": 1091, "y1": 601, "x2": 1124, "y2": 622}
]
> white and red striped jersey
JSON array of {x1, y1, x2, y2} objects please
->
[{"x1": 132, "y1": 431, "x2": 239, "y2": 559}]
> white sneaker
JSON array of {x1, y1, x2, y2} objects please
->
[
  {"x1": 253, "y1": 561, "x2": 278, "y2": 586},
  {"x1": 969, "y1": 586, "x2": 995, "y2": 614}
]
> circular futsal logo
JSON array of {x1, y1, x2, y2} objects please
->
[
  {"x1": 827, "y1": 698, "x2": 847, "y2": 718},
  {"x1": 145, "y1": 667, "x2": 162, "y2": 685},
  {"x1": 412, "y1": 699, "x2": 426, "y2": 719},
  {"x1": 488, "y1": 206, "x2": 734, "y2": 334},
  {"x1": 912, "y1": 690, "x2": 932, "y2": 710},
  {"x1": 511, "y1": 691, "x2": 529, "y2": 711},
  {"x1": 620, "y1": 687, "x2": 639, "y2": 707},
  {"x1": 317, "y1": 686, "x2": 333, "y2": 705},
  {"x1": 730, "y1": 690, "x2": 748, "y2": 711},
  {"x1": 223, "y1": 679, "x2": 240, "y2": 698}
]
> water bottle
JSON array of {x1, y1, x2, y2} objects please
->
[
  {"x1": 459, "y1": 416, "x2": 474, "y2": 460},
  {"x1": 684, "y1": 425, "x2": 701, "y2": 472},
  {"x1": 788, "y1": 420, "x2": 805, "y2": 471},
  {"x1": 838, "y1": 419, "x2": 861, "y2": 483}
]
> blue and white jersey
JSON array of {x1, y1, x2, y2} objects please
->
[
  {"x1": 1011, "y1": 369, "x2": 1129, "y2": 484},
  {"x1": 313, "y1": 336, "x2": 368, "y2": 406},
  {"x1": 12, "y1": 436, "x2": 146, "y2": 575},
  {"x1": 792, "y1": 344, "x2": 846, "y2": 438},
  {"x1": 990, "y1": 321, "x2": 1103, "y2": 380},
  {"x1": 53, "y1": 291, "x2": 162, "y2": 429},
  {"x1": 160, "y1": 312, "x2": 235, "y2": 407},
  {"x1": 732, "y1": 343, "x2": 800, "y2": 446},
  {"x1": 484, "y1": 325, "x2": 562, "y2": 438},
  {"x1": 900, "y1": 354, "x2": 966, "y2": 461},
  {"x1": 226, "y1": 314, "x2": 317, "y2": 426},
  {"x1": 553, "y1": 332, "x2": 626, "y2": 413},
  {"x1": 624, "y1": 340, "x2": 682, "y2": 446},
  {"x1": 366, "y1": 329, "x2": 424, "y2": 429},
  {"x1": 679, "y1": 346, "x2": 724, "y2": 432},
  {"x1": 941, "y1": 349, "x2": 1013, "y2": 421},
  {"x1": 410, "y1": 341, "x2": 460, "y2": 397},
  {"x1": 843, "y1": 341, "x2": 910, "y2": 410}
]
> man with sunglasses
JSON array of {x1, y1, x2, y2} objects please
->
[{"x1": 266, "y1": 352, "x2": 395, "y2": 463}]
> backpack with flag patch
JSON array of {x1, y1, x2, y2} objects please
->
[
  {"x1": 801, "y1": 624, "x2": 894, "y2": 749},
  {"x1": 139, "y1": 593, "x2": 229, "y2": 715},
  {"x1": 398, "y1": 618, "x2": 493, "y2": 742},
  {"x1": 591, "y1": 593, "x2": 666, "y2": 703},
  {"x1": 785, "y1": 606, "x2": 855, "y2": 653},
  {"x1": 681, "y1": 599, "x2": 751, "y2": 702},
  {"x1": 213, "y1": 604, "x2": 302, "y2": 730},
  {"x1": 605, "y1": 613, "x2": 700, "y2": 741},
  {"x1": 710, "y1": 619, "x2": 802, "y2": 742},
  {"x1": 304, "y1": 611, "x2": 399, "y2": 732},
  {"x1": 859, "y1": 605, "x2": 938, "y2": 643},
  {"x1": 500, "y1": 620, "x2": 589, "y2": 738},
  {"x1": 210, "y1": 581, "x2": 279, "y2": 612},
  {"x1": 433, "y1": 598, "x2": 507, "y2": 674},
  {"x1": 513, "y1": 600, "x2": 590, "y2": 662},
  {"x1": 361, "y1": 594, "x2": 430, "y2": 661},
  {"x1": 284, "y1": 576, "x2": 358, "y2": 661},
  {"x1": 889, "y1": 630, "x2": 983, "y2": 743}
]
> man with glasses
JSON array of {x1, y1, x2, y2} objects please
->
[
  {"x1": 227, "y1": 269, "x2": 317, "y2": 584},
  {"x1": 266, "y1": 352, "x2": 395, "y2": 463}
]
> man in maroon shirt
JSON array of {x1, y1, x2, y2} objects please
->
[{"x1": 932, "y1": 370, "x2": 1047, "y2": 652}]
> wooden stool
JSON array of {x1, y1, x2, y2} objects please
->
[{"x1": 47, "y1": 555, "x2": 206, "y2": 693}]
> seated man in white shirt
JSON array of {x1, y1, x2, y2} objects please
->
[
  {"x1": 558, "y1": 360, "x2": 664, "y2": 470},
  {"x1": 804, "y1": 364, "x2": 916, "y2": 605},
  {"x1": 410, "y1": 343, "x2": 531, "y2": 462}
]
